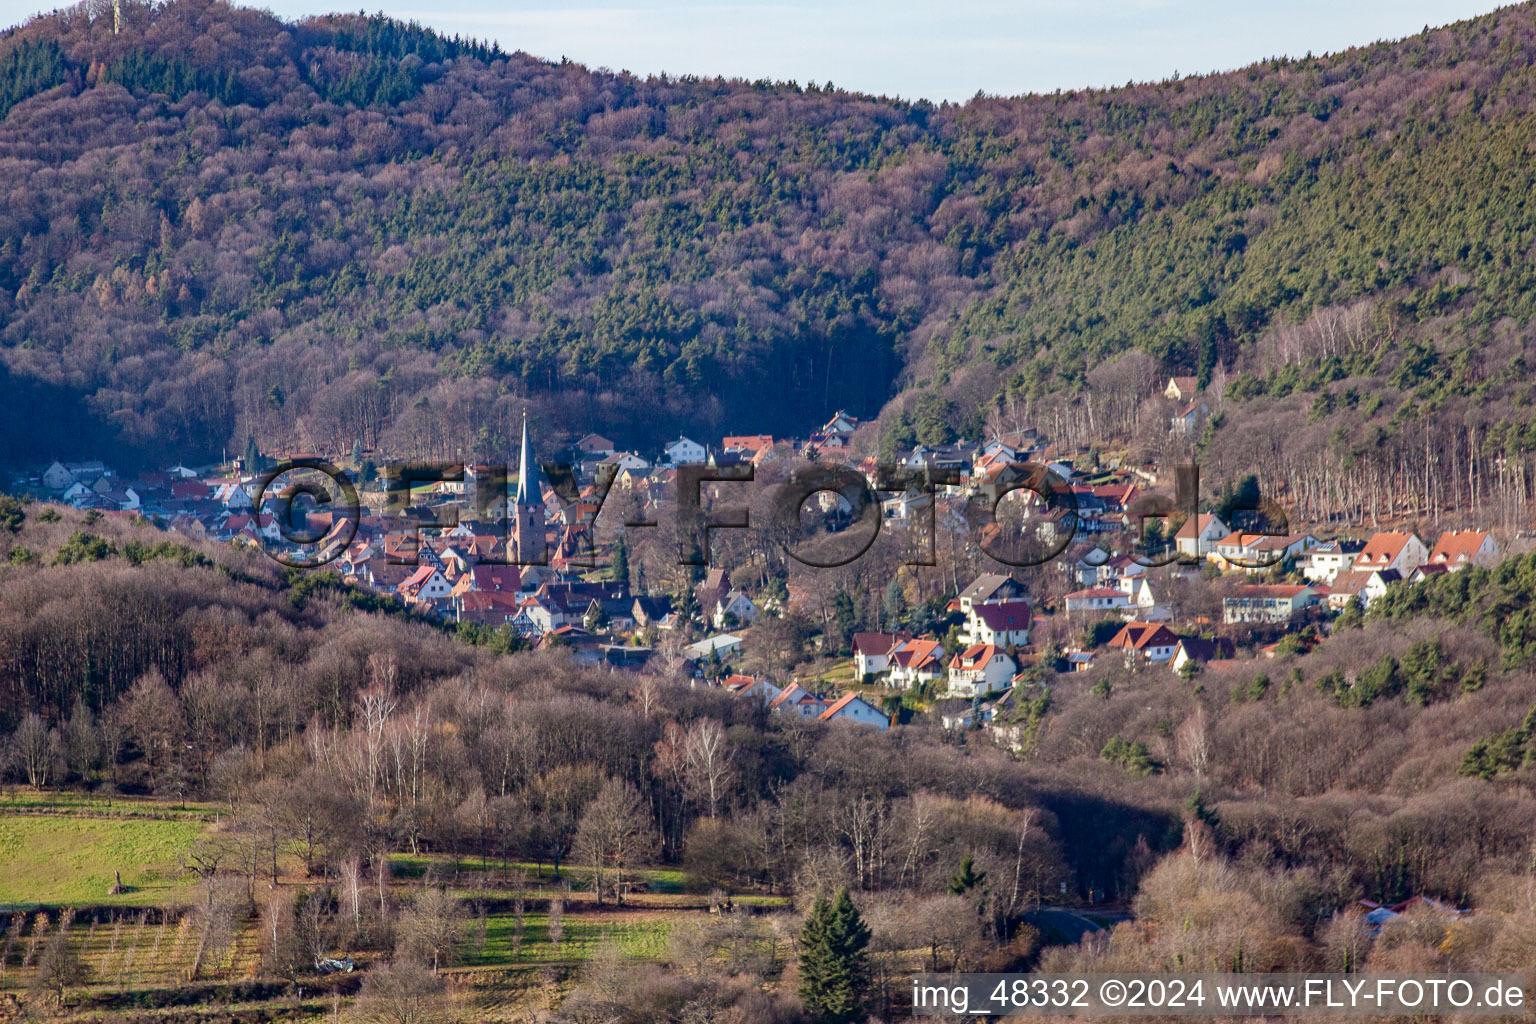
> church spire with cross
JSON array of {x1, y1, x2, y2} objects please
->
[
  {"x1": 515, "y1": 412, "x2": 544, "y2": 507},
  {"x1": 512, "y1": 412, "x2": 546, "y2": 565}
]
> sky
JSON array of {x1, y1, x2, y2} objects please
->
[{"x1": 1, "y1": 1, "x2": 1510, "y2": 102}]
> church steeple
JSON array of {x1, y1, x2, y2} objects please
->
[
  {"x1": 512, "y1": 412, "x2": 547, "y2": 566},
  {"x1": 516, "y1": 412, "x2": 544, "y2": 507}
]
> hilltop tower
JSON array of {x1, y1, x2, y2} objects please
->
[{"x1": 513, "y1": 413, "x2": 546, "y2": 564}]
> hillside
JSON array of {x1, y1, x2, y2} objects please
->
[{"x1": 4, "y1": 1, "x2": 1536, "y2": 478}]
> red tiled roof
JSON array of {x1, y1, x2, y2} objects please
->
[
  {"x1": 1108, "y1": 622, "x2": 1179, "y2": 651},
  {"x1": 1429, "y1": 530, "x2": 1488, "y2": 565}
]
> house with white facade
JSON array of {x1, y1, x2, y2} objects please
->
[
  {"x1": 852, "y1": 632, "x2": 910, "y2": 679},
  {"x1": 1299, "y1": 540, "x2": 1365, "y2": 584},
  {"x1": 886, "y1": 638, "x2": 945, "y2": 689},
  {"x1": 946, "y1": 644, "x2": 1017, "y2": 697},
  {"x1": 664, "y1": 437, "x2": 707, "y2": 466},
  {"x1": 818, "y1": 693, "x2": 890, "y2": 730},
  {"x1": 1426, "y1": 530, "x2": 1498, "y2": 571},
  {"x1": 1107, "y1": 622, "x2": 1180, "y2": 664},
  {"x1": 1174, "y1": 513, "x2": 1228, "y2": 559},
  {"x1": 962, "y1": 601, "x2": 1032, "y2": 647},
  {"x1": 1353, "y1": 532, "x2": 1429, "y2": 576},
  {"x1": 1063, "y1": 587, "x2": 1130, "y2": 616},
  {"x1": 1222, "y1": 584, "x2": 1319, "y2": 624}
]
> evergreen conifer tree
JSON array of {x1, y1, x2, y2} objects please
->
[{"x1": 798, "y1": 888, "x2": 870, "y2": 1024}]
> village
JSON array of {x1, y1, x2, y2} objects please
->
[{"x1": 11, "y1": 376, "x2": 1509, "y2": 744}]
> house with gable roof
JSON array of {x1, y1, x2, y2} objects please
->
[
  {"x1": 1426, "y1": 530, "x2": 1498, "y2": 571},
  {"x1": 946, "y1": 644, "x2": 1017, "y2": 697},
  {"x1": 1106, "y1": 622, "x2": 1180, "y2": 664},
  {"x1": 818, "y1": 693, "x2": 889, "y2": 730},
  {"x1": 1353, "y1": 532, "x2": 1429, "y2": 576},
  {"x1": 962, "y1": 601, "x2": 1032, "y2": 647}
]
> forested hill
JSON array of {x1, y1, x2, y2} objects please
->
[{"x1": 4, "y1": 0, "x2": 1536, "y2": 469}]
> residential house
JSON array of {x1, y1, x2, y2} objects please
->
[
  {"x1": 821, "y1": 411, "x2": 859, "y2": 438},
  {"x1": 1327, "y1": 569, "x2": 1400, "y2": 611},
  {"x1": 957, "y1": 572, "x2": 1028, "y2": 613},
  {"x1": 576, "y1": 433, "x2": 616, "y2": 456},
  {"x1": 721, "y1": 435, "x2": 775, "y2": 456},
  {"x1": 1107, "y1": 622, "x2": 1180, "y2": 664},
  {"x1": 600, "y1": 452, "x2": 651, "y2": 473},
  {"x1": 1427, "y1": 530, "x2": 1498, "y2": 571},
  {"x1": 721, "y1": 674, "x2": 782, "y2": 705},
  {"x1": 852, "y1": 631, "x2": 910, "y2": 679},
  {"x1": 684, "y1": 633, "x2": 743, "y2": 660},
  {"x1": 1170, "y1": 401, "x2": 1208, "y2": 435},
  {"x1": 665, "y1": 436, "x2": 707, "y2": 466},
  {"x1": 818, "y1": 693, "x2": 890, "y2": 730},
  {"x1": 769, "y1": 683, "x2": 826, "y2": 717},
  {"x1": 212, "y1": 479, "x2": 254, "y2": 511},
  {"x1": 713, "y1": 590, "x2": 759, "y2": 629},
  {"x1": 946, "y1": 644, "x2": 1018, "y2": 697},
  {"x1": 631, "y1": 595, "x2": 674, "y2": 629},
  {"x1": 1210, "y1": 532, "x2": 1314, "y2": 572},
  {"x1": 1174, "y1": 513, "x2": 1228, "y2": 559},
  {"x1": 1223, "y1": 584, "x2": 1318, "y2": 624},
  {"x1": 886, "y1": 638, "x2": 945, "y2": 689},
  {"x1": 1119, "y1": 575, "x2": 1171, "y2": 622},
  {"x1": 1063, "y1": 587, "x2": 1130, "y2": 616},
  {"x1": 1171, "y1": 637, "x2": 1236, "y2": 674},
  {"x1": 455, "y1": 591, "x2": 525, "y2": 627},
  {"x1": 452, "y1": 564, "x2": 523, "y2": 598},
  {"x1": 1299, "y1": 540, "x2": 1365, "y2": 584},
  {"x1": 399, "y1": 566, "x2": 453, "y2": 605},
  {"x1": 42, "y1": 460, "x2": 74, "y2": 491},
  {"x1": 962, "y1": 601, "x2": 1032, "y2": 647},
  {"x1": 1353, "y1": 532, "x2": 1429, "y2": 576},
  {"x1": 1164, "y1": 376, "x2": 1199, "y2": 402}
]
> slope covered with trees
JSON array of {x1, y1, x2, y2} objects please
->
[{"x1": 5, "y1": 0, "x2": 1536, "y2": 475}]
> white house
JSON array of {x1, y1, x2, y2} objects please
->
[
  {"x1": 1063, "y1": 587, "x2": 1130, "y2": 616},
  {"x1": 665, "y1": 437, "x2": 707, "y2": 466},
  {"x1": 885, "y1": 638, "x2": 945, "y2": 689},
  {"x1": 213, "y1": 479, "x2": 254, "y2": 511},
  {"x1": 946, "y1": 644, "x2": 1018, "y2": 697},
  {"x1": 852, "y1": 632, "x2": 908, "y2": 678},
  {"x1": 1170, "y1": 401, "x2": 1208, "y2": 435},
  {"x1": 399, "y1": 566, "x2": 454, "y2": 604},
  {"x1": 41, "y1": 460, "x2": 74, "y2": 491},
  {"x1": 1353, "y1": 532, "x2": 1429, "y2": 577},
  {"x1": 1327, "y1": 569, "x2": 1399, "y2": 611},
  {"x1": 1222, "y1": 584, "x2": 1318, "y2": 624},
  {"x1": 713, "y1": 590, "x2": 759, "y2": 629},
  {"x1": 1107, "y1": 622, "x2": 1180, "y2": 664},
  {"x1": 1299, "y1": 540, "x2": 1364, "y2": 584},
  {"x1": 1118, "y1": 575, "x2": 1170, "y2": 622},
  {"x1": 1427, "y1": 531, "x2": 1498, "y2": 571},
  {"x1": 770, "y1": 683, "x2": 826, "y2": 717},
  {"x1": 722, "y1": 674, "x2": 782, "y2": 705},
  {"x1": 1171, "y1": 637, "x2": 1236, "y2": 673},
  {"x1": 1174, "y1": 513, "x2": 1228, "y2": 559},
  {"x1": 962, "y1": 601, "x2": 1032, "y2": 647},
  {"x1": 602, "y1": 452, "x2": 652, "y2": 472},
  {"x1": 818, "y1": 693, "x2": 889, "y2": 730},
  {"x1": 166, "y1": 463, "x2": 200, "y2": 478}
]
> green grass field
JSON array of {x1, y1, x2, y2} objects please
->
[
  {"x1": 0, "y1": 813, "x2": 207, "y2": 907},
  {"x1": 458, "y1": 911, "x2": 674, "y2": 967}
]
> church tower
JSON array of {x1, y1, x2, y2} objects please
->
[{"x1": 513, "y1": 413, "x2": 546, "y2": 564}]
